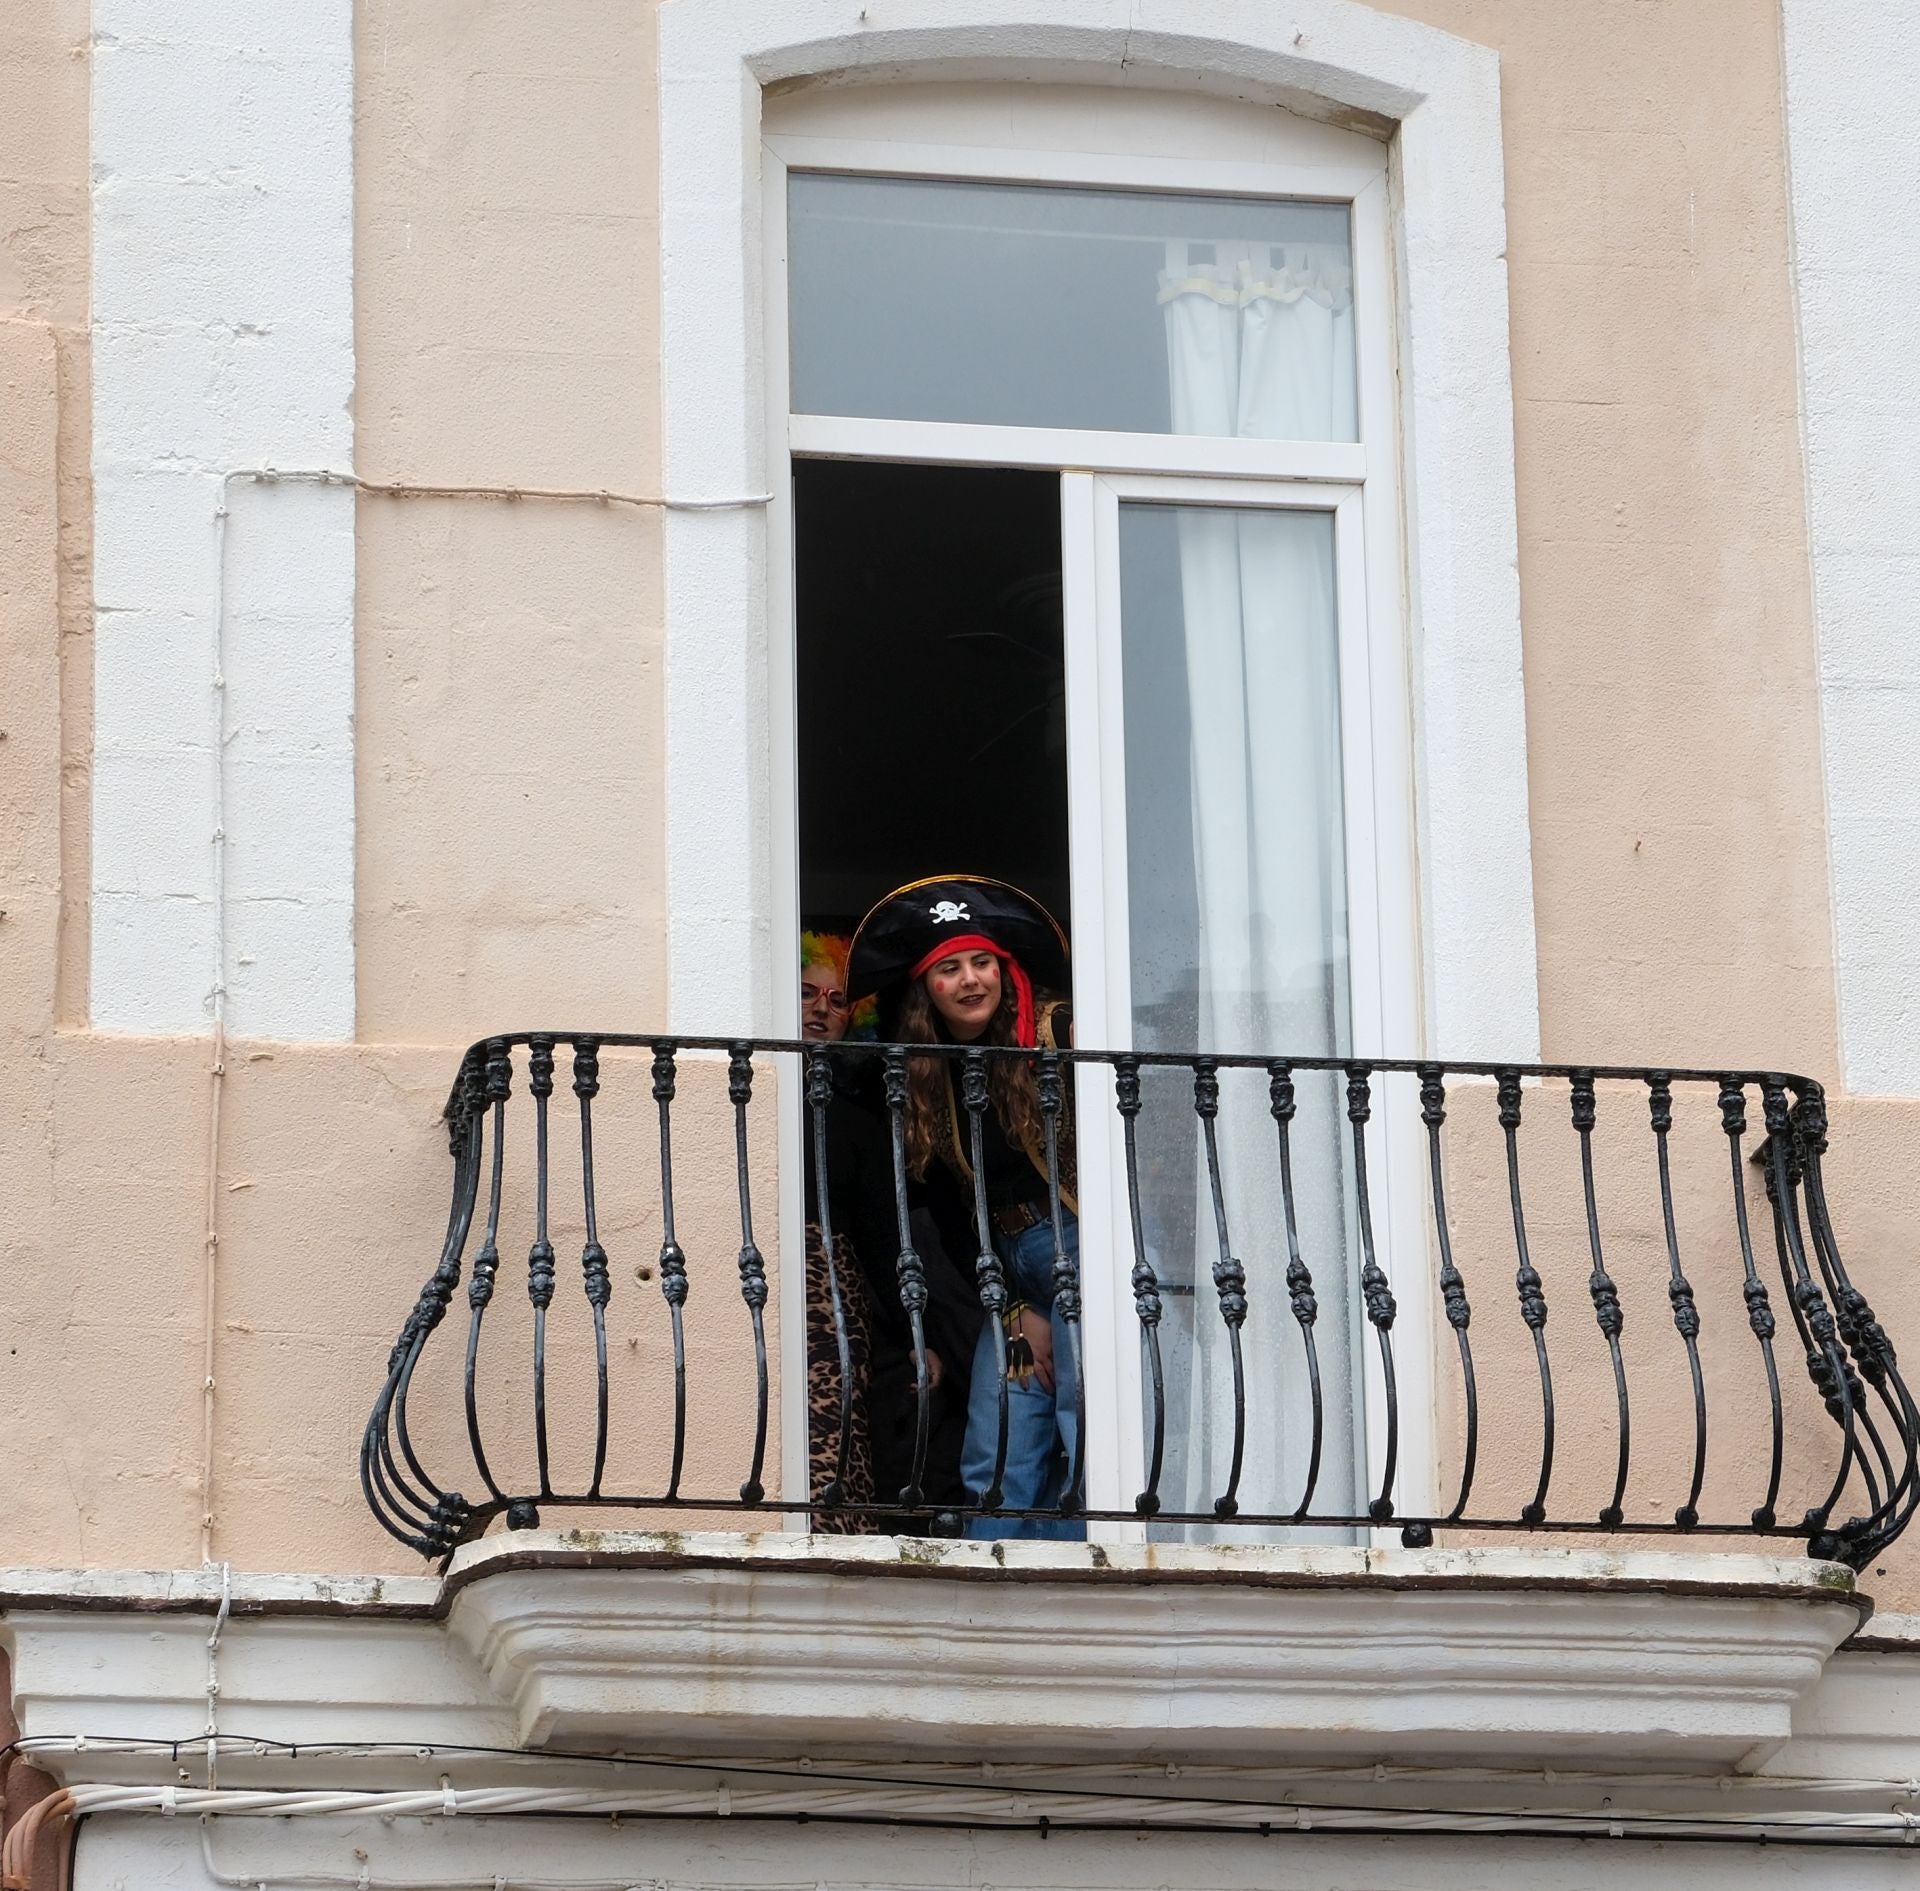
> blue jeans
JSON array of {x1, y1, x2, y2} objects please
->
[{"x1": 961, "y1": 1213, "x2": 1085, "y2": 1541}]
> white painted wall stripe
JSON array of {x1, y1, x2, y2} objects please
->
[
  {"x1": 1783, "y1": 0, "x2": 1920, "y2": 1097},
  {"x1": 91, "y1": 1, "x2": 356, "y2": 1040}
]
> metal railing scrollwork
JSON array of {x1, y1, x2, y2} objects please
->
[{"x1": 363, "y1": 1035, "x2": 1918, "y2": 1569}]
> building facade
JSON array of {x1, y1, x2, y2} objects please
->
[{"x1": 5, "y1": 0, "x2": 1920, "y2": 1884}]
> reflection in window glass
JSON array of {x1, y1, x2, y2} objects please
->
[
  {"x1": 789, "y1": 174, "x2": 1357, "y2": 441},
  {"x1": 1119, "y1": 501, "x2": 1358, "y2": 1537}
]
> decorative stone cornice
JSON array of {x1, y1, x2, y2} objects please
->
[
  {"x1": 443, "y1": 1532, "x2": 1860, "y2": 1767},
  {"x1": 0, "y1": 1536, "x2": 1868, "y2": 1781}
]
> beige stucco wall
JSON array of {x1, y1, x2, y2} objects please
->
[
  {"x1": 354, "y1": 0, "x2": 668, "y2": 1044},
  {"x1": 1381, "y1": 0, "x2": 1840, "y2": 1079},
  {"x1": 1366, "y1": 0, "x2": 1919, "y2": 1606},
  {"x1": 0, "y1": 0, "x2": 90, "y2": 1028},
  {"x1": 3, "y1": 0, "x2": 763, "y2": 1580},
  {"x1": 4, "y1": 0, "x2": 1917, "y2": 1610}
]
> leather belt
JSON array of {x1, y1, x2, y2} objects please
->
[{"x1": 990, "y1": 1199, "x2": 1049, "y2": 1238}]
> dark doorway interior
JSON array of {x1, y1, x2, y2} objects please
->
[{"x1": 794, "y1": 460, "x2": 1070, "y2": 941}]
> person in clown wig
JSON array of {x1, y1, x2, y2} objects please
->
[
  {"x1": 796, "y1": 930, "x2": 879, "y2": 1527},
  {"x1": 847, "y1": 875, "x2": 1085, "y2": 1541}
]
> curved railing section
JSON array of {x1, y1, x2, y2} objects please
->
[{"x1": 362, "y1": 1036, "x2": 1918, "y2": 1568}]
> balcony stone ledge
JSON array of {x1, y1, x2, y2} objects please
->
[{"x1": 443, "y1": 1530, "x2": 1865, "y2": 1769}]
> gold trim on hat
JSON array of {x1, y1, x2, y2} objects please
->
[{"x1": 846, "y1": 872, "x2": 1069, "y2": 1000}]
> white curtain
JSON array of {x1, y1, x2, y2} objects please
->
[{"x1": 1158, "y1": 239, "x2": 1358, "y2": 1527}]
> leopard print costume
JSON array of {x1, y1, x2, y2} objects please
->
[{"x1": 805, "y1": 1223, "x2": 878, "y2": 1531}]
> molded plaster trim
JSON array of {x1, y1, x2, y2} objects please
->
[
  {"x1": 1781, "y1": 0, "x2": 1920, "y2": 1097},
  {"x1": 657, "y1": 0, "x2": 1540, "y2": 1060},
  {"x1": 89, "y1": 1, "x2": 356, "y2": 1039},
  {"x1": 448, "y1": 1562, "x2": 1851, "y2": 1763}
]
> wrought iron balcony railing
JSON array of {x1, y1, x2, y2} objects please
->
[{"x1": 363, "y1": 1034, "x2": 1917, "y2": 1568}]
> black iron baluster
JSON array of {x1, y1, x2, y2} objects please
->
[
  {"x1": 652, "y1": 1043, "x2": 689, "y2": 1502},
  {"x1": 1571, "y1": 1073, "x2": 1629, "y2": 1528},
  {"x1": 804, "y1": 1049, "x2": 855, "y2": 1509},
  {"x1": 882, "y1": 1047, "x2": 932, "y2": 1507},
  {"x1": 574, "y1": 1039, "x2": 613, "y2": 1501},
  {"x1": 1761, "y1": 1077, "x2": 1857, "y2": 1554},
  {"x1": 527, "y1": 1035, "x2": 558, "y2": 1504},
  {"x1": 1795, "y1": 1090, "x2": 1894, "y2": 1494},
  {"x1": 963, "y1": 1049, "x2": 1010, "y2": 1511},
  {"x1": 1647, "y1": 1076, "x2": 1707, "y2": 1529},
  {"x1": 463, "y1": 1040, "x2": 512, "y2": 1507},
  {"x1": 363, "y1": 1051, "x2": 483, "y2": 1554},
  {"x1": 1720, "y1": 1079, "x2": 1783, "y2": 1532},
  {"x1": 1348, "y1": 1067, "x2": 1399, "y2": 1523},
  {"x1": 1115, "y1": 1057, "x2": 1165, "y2": 1519},
  {"x1": 1040, "y1": 1048, "x2": 1086, "y2": 1515},
  {"x1": 1791, "y1": 1089, "x2": 1893, "y2": 1532},
  {"x1": 1498, "y1": 1069, "x2": 1554, "y2": 1525},
  {"x1": 1269, "y1": 1065, "x2": 1325, "y2": 1521},
  {"x1": 387, "y1": 1052, "x2": 481, "y2": 1511},
  {"x1": 362, "y1": 1035, "x2": 1920, "y2": 1566},
  {"x1": 729, "y1": 1044, "x2": 769, "y2": 1507},
  {"x1": 1194, "y1": 1061, "x2": 1248, "y2": 1519},
  {"x1": 1419, "y1": 1067, "x2": 1476, "y2": 1524},
  {"x1": 1793, "y1": 1086, "x2": 1917, "y2": 1554}
]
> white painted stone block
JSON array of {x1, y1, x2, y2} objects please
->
[
  {"x1": 92, "y1": 39, "x2": 350, "y2": 190},
  {"x1": 223, "y1": 756, "x2": 357, "y2": 901},
  {"x1": 220, "y1": 483, "x2": 356, "y2": 620},
  {"x1": 89, "y1": 465, "x2": 221, "y2": 612},
  {"x1": 90, "y1": 752, "x2": 216, "y2": 900},
  {"x1": 226, "y1": 895, "x2": 355, "y2": 1041},
  {"x1": 95, "y1": 0, "x2": 354, "y2": 55},
  {"x1": 220, "y1": 630, "x2": 354, "y2": 760},
  {"x1": 92, "y1": 611, "x2": 213, "y2": 758},
  {"x1": 95, "y1": 179, "x2": 352, "y2": 330},
  {"x1": 91, "y1": 0, "x2": 356, "y2": 1040},
  {"x1": 90, "y1": 892, "x2": 215, "y2": 1034},
  {"x1": 1827, "y1": 817, "x2": 1920, "y2": 960},
  {"x1": 1785, "y1": 0, "x2": 1920, "y2": 1095},
  {"x1": 1810, "y1": 554, "x2": 1920, "y2": 685},
  {"x1": 95, "y1": 324, "x2": 354, "y2": 468}
]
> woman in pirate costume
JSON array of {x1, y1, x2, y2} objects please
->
[{"x1": 847, "y1": 875, "x2": 1084, "y2": 1541}]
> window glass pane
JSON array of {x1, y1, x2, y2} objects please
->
[
  {"x1": 789, "y1": 174, "x2": 1357, "y2": 441},
  {"x1": 1118, "y1": 500, "x2": 1358, "y2": 1534}
]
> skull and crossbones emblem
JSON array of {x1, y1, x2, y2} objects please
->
[{"x1": 929, "y1": 900, "x2": 971, "y2": 924}]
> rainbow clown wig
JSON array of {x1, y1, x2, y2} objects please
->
[{"x1": 800, "y1": 929, "x2": 879, "y2": 1038}]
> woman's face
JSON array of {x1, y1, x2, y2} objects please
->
[
  {"x1": 924, "y1": 949, "x2": 1002, "y2": 1041},
  {"x1": 800, "y1": 965, "x2": 851, "y2": 1041}
]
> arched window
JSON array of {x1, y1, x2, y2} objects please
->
[{"x1": 658, "y1": 2, "x2": 1538, "y2": 1532}]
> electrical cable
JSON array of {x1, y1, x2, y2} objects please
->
[
  {"x1": 222, "y1": 467, "x2": 773, "y2": 511},
  {"x1": 186, "y1": 462, "x2": 769, "y2": 1561},
  {"x1": 5, "y1": 1775, "x2": 1919, "y2": 1891},
  {"x1": 4, "y1": 1732, "x2": 1918, "y2": 1804},
  {"x1": 8, "y1": 1736, "x2": 1919, "y2": 1884}
]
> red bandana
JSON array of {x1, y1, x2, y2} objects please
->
[{"x1": 910, "y1": 933, "x2": 1037, "y2": 1047}]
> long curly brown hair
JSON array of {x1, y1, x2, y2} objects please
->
[{"x1": 893, "y1": 972, "x2": 1052, "y2": 1181}]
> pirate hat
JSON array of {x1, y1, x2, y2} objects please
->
[{"x1": 846, "y1": 874, "x2": 1069, "y2": 1005}]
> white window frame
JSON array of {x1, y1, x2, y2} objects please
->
[
  {"x1": 763, "y1": 127, "x2": 1402, "y2": 997},
  {"x1": 657, "y1": 0, "x2": 1541, "y2": 1522},
  {"x1": 763, "y1": 134, "x2": 1429, "y2": 1525},
  {"x1": 659, "y1": 0, "x2": 1538, "y2": 1054},
  {"x1": 1065, "y1": 474, "x2": 1427, "y2": 1526}
]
